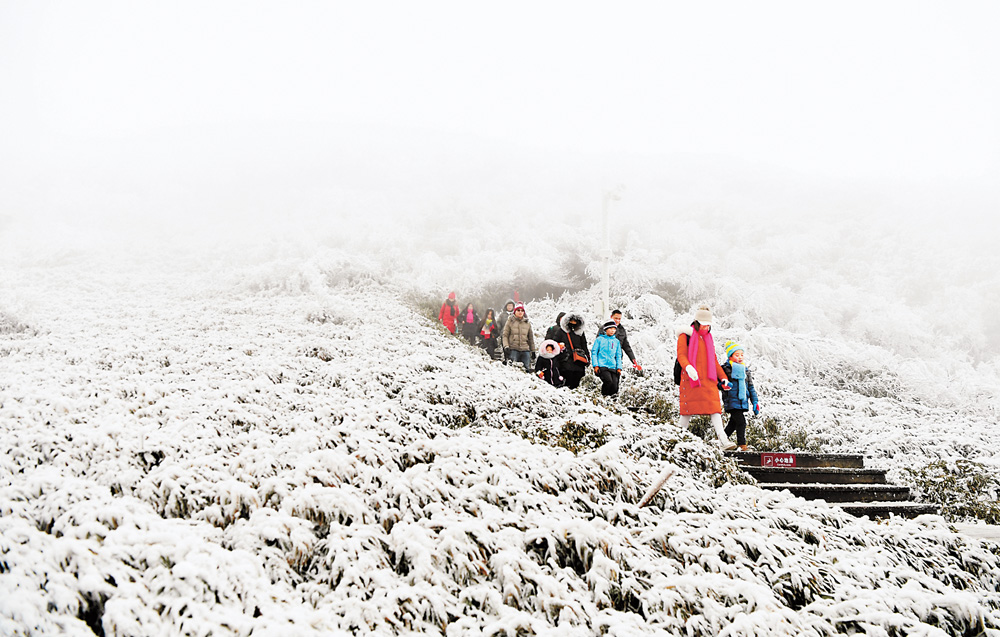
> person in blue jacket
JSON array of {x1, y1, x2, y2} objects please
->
[
  {"x1": 720, "y1": 340, "x2": 761, "y2": 450},
  {"x1": 592, "y1": 320, "x2": 624, "y2": 396}
]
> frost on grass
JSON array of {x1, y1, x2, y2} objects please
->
[{"x1": 1, "y1": 248, "x2": 999, "y2": 636}]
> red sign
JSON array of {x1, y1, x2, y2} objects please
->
[{"x1": 761, "y1": 453, "x2": 796, "y2": 468}]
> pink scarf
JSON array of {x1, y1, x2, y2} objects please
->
[
  {"x1": 466, "y1": 309, "x2": 474, "y2": 322},
  {"x1": 687, "y1": 329, "x2": 717, "y2": 387}
]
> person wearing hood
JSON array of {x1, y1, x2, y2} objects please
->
[
  {"x1": 555, "y1": 312, "x2": 590, "y2": 389},
  {"x1": 459, "y1": 303, "x2": 479, "y2": 345},
  {"x1": 438, "y1": 292, "x2": 459, "y2": 335},
  {"x1": 545, "y1": 312, "x2": 566, "y2": 342},
  {"x1": 477, "y1": 308, "x2": 501, "y2": 360},
  {"x1": 497, "y1": 299, "x2": 516, "y2": 362},
  {"x1": 497, "y1": 299, "x2": 516, "y2": 332},
  {"x1": 677, "y1": 305, "x2": 734, "y2": 450},
  {"x1": 502, "y1": 304, "x2": 535, "y2": 372},
  {"x1": 534, "y1": 339, "x2": 564, "y2": 387},
  {"x1": 592, "y1": 320, "x2": 623, "y2": 396}
]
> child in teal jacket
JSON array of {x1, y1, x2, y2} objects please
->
[
  {"x1": 720, "y1": 340, "x2": 761, "y2": 450},
  {"x1": 592, "y1": 320, "x2": 623, "y2": 396}
]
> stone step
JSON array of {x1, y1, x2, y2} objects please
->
[
  {"x1": 725, "y1": 450, "x2": 940, "y2": 519},
  {"x1": 839, "y1": 502, "x2": 941, "y2": 519},
  {"x1": 760, "y1": 482, "x2": 912, "y2": 503},
  {"x1": 745, "y1": 466, "x2": 887, "y2": 485},
  {"x1": 726, "y1": 450, "x2": 864, "y2": 469}
]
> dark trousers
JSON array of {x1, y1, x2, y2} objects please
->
[
  {"x1": 725, "y1": 410, "x2": 747, "y2": 445},
  {"x1": 562, "y1": 369, "x2": 585, "y2": 389},
  {"x1": 480, "y1": 337, "x2": 498, "y2": 359},
  {"x1": 597, "y1": 368, "x2": 620, "y2": 396}
]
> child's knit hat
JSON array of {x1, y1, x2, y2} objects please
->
[
  {"x1": 601, "y1": 320, "x2": 617, "y2": 333},
  {"x1": 724, "y1": 340, "x2": 743, "y2": 359}
]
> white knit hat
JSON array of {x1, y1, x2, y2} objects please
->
[{"x1": 694, "y1": 305, "x2": 713, "y2": 325}]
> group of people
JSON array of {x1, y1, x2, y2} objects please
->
[
  {"x1": 438, "y1": 294, "x2": 641, "y2": 392},
  {"x1": 439, "y1": 294, "x2": 760, "y2": 452}
]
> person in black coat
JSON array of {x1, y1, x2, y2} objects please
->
[
  {"x1": 534, "y1": 339, "x2": 564, "y2": 387},
  {"x1": 544, "y1": 312, "x2": 566, "y2": 342},
  {"x1": 459, "y1": 303, "x2": 479, "y2": 345},
  {"x1": 477, "y1": 309, "x2": 501, "y2": 360},
  {"x1": 555, "y1": 312, "x2": 589, "y2": 389}
]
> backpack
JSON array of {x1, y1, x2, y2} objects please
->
[{"x1": 672, "y1": 334, "x2": 689, "y2": 385}]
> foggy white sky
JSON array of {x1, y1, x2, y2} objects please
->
[{"x1": 1, "y1": 1, "x2": 998, "y2": 233}]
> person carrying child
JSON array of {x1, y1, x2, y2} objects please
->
[
  {"x1": 534, "y1": 339, "x2": 564, "y2": 386},
  {"x1": 720, "y1": 340, "x2": 761, "y2": 451},
  {"x1": 676, "y1": 305, "x2": 734, "y2": 451},
  {"x1": 592, "y1": 320, "x2": 623, "y2": 396},
  {"x1": 477, "y1": 308, "x2": 501, "y2": 360}
]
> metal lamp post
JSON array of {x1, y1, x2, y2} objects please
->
[{"x1": 600, "y1": 186, "x2": 624, "y2": 320}]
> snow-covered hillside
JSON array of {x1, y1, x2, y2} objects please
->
[{"x1": 2, "y1": 229, "x2": 999, "y2": 636}]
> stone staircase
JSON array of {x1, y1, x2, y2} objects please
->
[{"x1": 726, "y1": 450, "x2": 940, "y2": 519}]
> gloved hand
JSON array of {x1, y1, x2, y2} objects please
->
[
  {"x1": 720, "y1": 380, "x2": 732, "y2": 391},
  {"x1": 594, "y1": 366, "x2": 601, "y2": 375},
  {"x1": 632, "y1": 361, "x2": 643, "y2": 371},
  {"x1": 685, "y1": 365, "x2": 698, "y2": 382},
  {"x1": 503, "y1": 347, "x2": 511, "y2": 358},
  {"x1": 537, "y1": 371, "x2": 545, "y2": 379},
  {"x1": 753, "y1": 403, "x2": 761, "y2": 416}
]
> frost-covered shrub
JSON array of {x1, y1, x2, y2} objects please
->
[
  {"x1": 0, "y1": 310, "x2": 31, "y2": 335},
  {"x1": 685, "y1": 414, "x2": 715, "y2": 441},
  {"x1": 618, "y1": 386, "x2": 678, "y2": 425},
  {"x1": 816, "y1": 361, "x2": 903, "y2": 399},
  {"x1": 5, "y1": 233, "x2": 1000, "y2": 637},
  {"x1": 903, "y1": 459, "x2": 1000, "y2": 524},
  {"x1": 521, "y1": 419, "x2": 609, "y2": 454},
  {"x1": 301, "y1": 346, "x2": 334, "y2": 362},
  {"x1": 745, "y1": 415, "x2": 822, "y2": 453}
]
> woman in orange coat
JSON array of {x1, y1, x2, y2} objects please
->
[{"x1": 677, "y1": 305, "x2": 735, "y2": 450}]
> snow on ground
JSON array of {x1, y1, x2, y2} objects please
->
[{"x1": 2, "y1": 244, "x2": 998, "y2": 636}]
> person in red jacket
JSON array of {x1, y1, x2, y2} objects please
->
[
  {"x1": 438, "y1": 292, "x2": 459, "y2": 334},
  {"x1": 677, "y1": 305, "x2": 734, "y2": 450}
]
